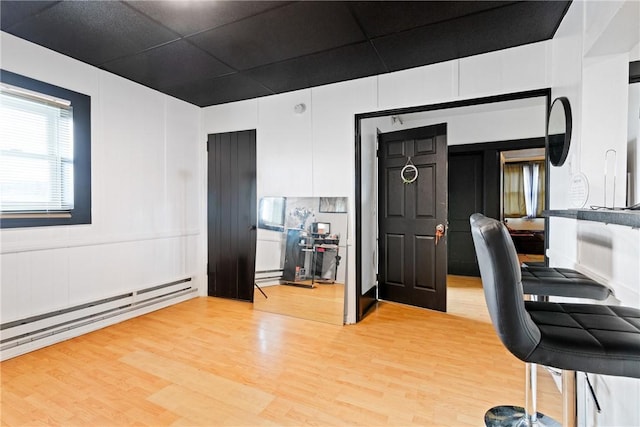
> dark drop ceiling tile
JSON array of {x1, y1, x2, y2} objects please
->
[
  {"x1": 244, "y1": 57, "x2": 311, "y2": 94},
  {"x1": 164, "y1": 73, "x2": 273, "y2": 107},
  {"x1": 373, "y1": 0, "x2": 570, "y2": 72},
  {"x1": 0, "y1": 1, "x2": 59, "y2": 31},
  {"x1": 128, "y1": 1, "x2": 291, "y2": 37},
  {"x1": 189, "y1": 1, "x2": 366, "y2": 71},
  {"x1": 305, "y1": 42, "x2": 387, "y2": 88},
  {"x1": 246, "y1": 42, "x2": 386, "y2": 94},
  {"x1": 102, "y1": 40, "x2": 233, "y2": 91},
  {"x1": 350, "y1": 1, "x2": 515, "y2": 39},
  {"x1": 5, "y1": 1, "x2": 179, "y2": 65},
  {"x1": 454, "y1": 1, "x2": 570, "y2": 58},
  {"x1": 373, "y1": 23, "x2": 460, "y2": 72},
  {"x1": 0, "y1": 1, "x2": 570, "y2": 107}
]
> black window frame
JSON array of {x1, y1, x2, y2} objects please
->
[{"x1": 1, "y1": 69, "x2": 91, "y2": 228}]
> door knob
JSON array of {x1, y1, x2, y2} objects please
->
[{"x1": 435, "y1": 223, "x2": 445, "y2": 245}]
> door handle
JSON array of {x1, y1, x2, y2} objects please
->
[
  {"x1": 249, "y1": 225, "x2": 257, "y2": 231},
  {"x1": 435, "y1": 223, "x2": 445, "y2": 245}
]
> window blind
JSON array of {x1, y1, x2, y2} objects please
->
[{"x1": 0, "y1": 84, "x2": 74, "y2": 213}]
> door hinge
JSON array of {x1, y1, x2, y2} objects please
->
[{"x1": 205, "y1": 140, "x2": 209, "y2": 151}]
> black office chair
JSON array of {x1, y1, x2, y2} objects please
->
[{"x1": 470, "y1": 213, "x2": 640, "y2": 427}]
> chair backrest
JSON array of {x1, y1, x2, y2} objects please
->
[{"x1": 469, "y1": 213, "x2": 541, "y2": 361}]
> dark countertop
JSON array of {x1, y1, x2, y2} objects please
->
[{"x1": 544, "y1": 209, "x2": 640, "y2": 228}]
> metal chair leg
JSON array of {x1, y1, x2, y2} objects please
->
[{"x1": 484, "y1": 362, "x2": 560, "y2": 427}]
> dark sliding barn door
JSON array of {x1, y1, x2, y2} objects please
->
[
  {"x1": 207, "y1": 130, "x2": 256, "y2": 301},
  {"x1": 378, "y1": 124, "x2": 448, "y2": 312}
]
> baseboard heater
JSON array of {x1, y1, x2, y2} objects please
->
[
  {"x1": 255, "y1": 269, "x2": 283, "y2": 283},
  {"x1": 1, "y1": 277, "x2": 196, "y2": 359}
]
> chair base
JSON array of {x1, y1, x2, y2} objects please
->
[{"x1": 485, "y1": 405, "x2": 561, "y2": 427}]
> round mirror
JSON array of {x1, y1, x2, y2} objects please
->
[{"x1": 547, "y1": 97, "x2": 572, "y2": 167}]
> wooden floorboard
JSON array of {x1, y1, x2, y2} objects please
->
[
  {"x1": 253, "y1": 283, "x2": 344, "y2": 325},
  {"x1": 0, "y1": 275, "x2": 561, "y2": 426}
]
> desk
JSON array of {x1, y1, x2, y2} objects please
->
[{"x1": 312, "y1": 244, "x2": 340, "y2": 284}]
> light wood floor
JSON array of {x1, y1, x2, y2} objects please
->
[
  {"x1": 517, "y1": 253, "x2": 545, "y2": 264},
  {"x1": 253, "y1": 283, "x2": 344, "y2": 325},
  {"x1": 1, "y1": 275, "x2": 561, "y2": 426}
]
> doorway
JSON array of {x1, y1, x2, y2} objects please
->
[
  {"x1": 207, "y1": 130, "x2": 257, "y2": 301},
  {"x1": 448, "y1": 152, "x2": 483, "y2": 276},
  {"x1": 356, "y1": 89, "x2": 551, "y2": 322},
  {"x1": 377, "y1": 124, "x2": 448, "y2": 311},
  {"x1": 500, "y1": 147, "x2": 547, "y2": 265}
]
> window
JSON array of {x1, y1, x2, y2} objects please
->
[
  {"x1": 0, "y1": 70, "x2": 91, "y2": 228},
  {"x1": 503, "y1": 160, "x2": 545, "y2": 218},
  {"x1": 258, "y1": 197, "x2": 286, "y2": 232}
]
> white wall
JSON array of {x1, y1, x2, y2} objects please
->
[
  {"x1": 359, "y1": 97, "x2": 547, "y2": 293},
  {"x1": 0, "y1": 33, "x2": 203, "y2": 324},
  {"x1": 4, "y1": 5, "x2": 637, "y2": 423},
  {"x1": 547, "y1": 1, "x2": 640, "y2": 426},
  {"x1": 629, "y1": 41, "x2": 640, "y2": 205},
  {"x1": 202, "y1": 41, "x2": 551, "y2": 322}
]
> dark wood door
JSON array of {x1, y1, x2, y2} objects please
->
[
  {"x1": 207, "y1": 130, "x2": 256, "y2": 301},
  {"x1": 448, "y1": 152, "x2": 483, "y2": 276},
  {"x1": 378, "y1": 124, "x2": 448, "y2": 312}
]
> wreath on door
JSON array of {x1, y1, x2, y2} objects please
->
[{"x1": 401, "y1": 157, "x2": 418, "y2": 184}]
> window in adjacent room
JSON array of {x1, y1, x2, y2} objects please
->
[
  {"x1": 502, "y1": 148, "x2": 546, "y2": 218},
  {"x1": 0, "y1": 70, "x2": 91, "y2": 228}
]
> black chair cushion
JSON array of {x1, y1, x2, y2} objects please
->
[
  {"x1": 525, "y1": 301, "x2": 640, "y2": 378},
  {"x1": 521, "y1": 266, "x2": 612, "y2": 300},
  {"x1": 470, "y1": 213, "x2": 640, "y2": 380}
]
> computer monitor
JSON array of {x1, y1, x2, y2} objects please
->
[{"x1": 312, "y1": 222, "x2": 330, "y2": 235}]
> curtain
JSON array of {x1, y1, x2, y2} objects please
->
[
  {"x1": 503, "y1": 163, "x2": 526, "y2": 217},
  {"x1": 504, "y1": 161, "x2": 545, "y2": 218},
  {"x1": 536, "y1": 161, "x2": 545, "y2": 216}
]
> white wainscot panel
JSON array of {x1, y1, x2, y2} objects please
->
[
  {"x1": 608, "y1": 225, "x2": 640, "y2": 307},
  {"x1": 258, "y1": 130, "x2": 313, "y2": 197},
  {"x1": 0, "y1": 226, "x2": 70, "y2": 253},
  {"x1": 0, "y1": 253, "x2": 30, "y2": 322},
  {"x1": 548, "y1": 161, "x2": 574, "y2": 210},
  {"x1": 577, "y1": 222, "x2": 615, "y2": 280},
  {"x1": 580, "y1": 54, "x2": 629, "y2": 208},
  {"x1": 311, "y1": 79, "x2": 377, "y2": 196},
  {"x1": 547, "y1": 217, "x2": 578, "y2": 267},
  {"x1": 68, "y1": 244, "x2": 129, "y2": 305},
  {"x1": 459, "y1": 50, "x2": 502, "y2": 97},
  {"x1": 202, "y1": 98, "x2": 258, "y2": 135},
  {"x1": 258, "y1": 89, "x2": 312, "y2": 133},
  {"x1": 148, "y1": 237, "x2": 186, "y2": 284},
  {"x1": 255, "y1": 239, "x2": 282, "y2": 272},
  {"x1": 574, "y1": 221, "x2": 640, "y2": 308},
  {"x1": 185, "y1": 235, "x2": 200, "y2": 280},
  {"x1": 257, "y1": 90, "x2": 313, "y2": 196},
  {"x1": 586, "y1": 375, "x2": 640, "y2": 427},
  {"x1": 460, "y1": 42, "x2": 549, "y2": 98},
  {"x1": 165, "y1": 97, "x2": 202, "y2": 232},
  {"x1": 501, "y1": 41, "x2": 550, "y2": 93},
  {"x1": 446, "y1": 103, "x2": 546, "y2": 146},
  {"x1": 378, "y1": 61, "x2": 458, "y2": 110},
  {"x1": 28, "y1": 249, "x2": 70, "y2": 317},
  {"x1": 97, "y1": 72, "x2": 166, "y2": 236}
]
